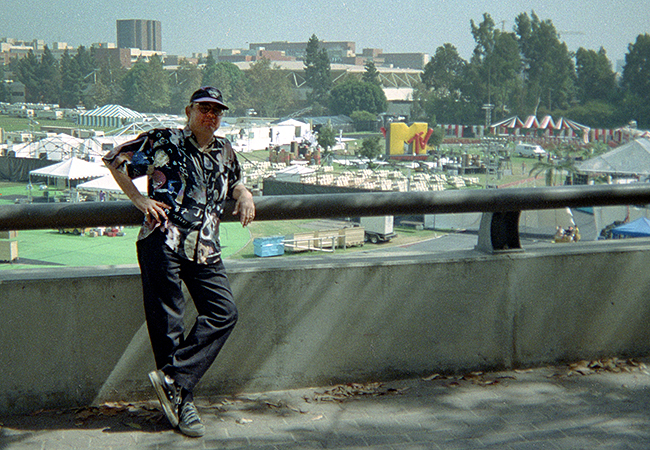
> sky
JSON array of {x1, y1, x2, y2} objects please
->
[{"x1": 2, "y1": 0, "x2": 648, "y2": 68}]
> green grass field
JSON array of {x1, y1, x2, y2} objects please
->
[
  {"x1": 0, "y1": 223, "x2": 255, "y2": 270},
  {"x1": 0, "y1": 181, "x2": 396, "y2": 270},
  {"x1": 0, "y1": 180, "x2": 257, "y2": 269}
]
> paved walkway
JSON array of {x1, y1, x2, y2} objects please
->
[{"x1": 3, "y1": 361, "x2": 650, "y2": 449}]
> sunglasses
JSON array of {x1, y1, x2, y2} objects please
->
[{"x1": 194, "y1": 103, "x2": 225, "y2": 116}]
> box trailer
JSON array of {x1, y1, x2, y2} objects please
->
[{"x1": 360, "y1": 216, "x2": 397, "y2": 244}]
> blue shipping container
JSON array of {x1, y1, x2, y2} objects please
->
[{"x1": 254, "y1": 236, "x2": 285, "y2": 257}]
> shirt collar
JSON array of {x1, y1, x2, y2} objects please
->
[{"x1": 183, "y1": 125, "x2": 216, "y2": 152}]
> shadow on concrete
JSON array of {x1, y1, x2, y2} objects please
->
[{"x1": 3, "y1": 368, "x2": 650, "y2": 449}]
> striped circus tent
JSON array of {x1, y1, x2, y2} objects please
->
[
  {"x1": 491, "y1": 116, "x2": 524, "y2": 131},
  {"x1": 553, "y1": 117, "x2": 590, "y2": 143},
  {"x1": 522, "y1": 115, "x2": 540, "y2": 129},
  {"x1": 78, "y1": 104, "x2": 144, "y2": 129},
  {"x1": 538, "y1": 115, "x2": 555, "y2": 129},
  {"x1": 553, "y1": 117, "x2": 589, "y2": 132}
]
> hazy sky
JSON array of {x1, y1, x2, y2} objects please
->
[{"x1": 3, "y1": 0, "x2": 648, "y2": 66}]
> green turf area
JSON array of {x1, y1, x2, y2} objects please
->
[
  {"x1": 0, "y1": 223, "x2": 253, "y2": 270},
  {"x1": 0, "y1": 178, "x2": 255, "y2": 269}
]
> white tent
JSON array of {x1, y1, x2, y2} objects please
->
[
  {"x1": 76, "y1": 174, "x2": 147, "y2": 195},
  {"x1": 78, "y1": 104, "x2": 144, "y2": 129},
  {"x1": 273, "y1": 164, "x2": 316, "y2": 182},
  {"x1": 29, "y1": 157, "x2": 110, "y2": 190},
  {"x1": 9, "y1": 133, "x2": 85, "y2": 160},
  {"x1": 32, "y1": 133, "x2": 85, "y2": 160},
  {"x1": 577, "y1": 138, "x2": 650, "y2": 176}
]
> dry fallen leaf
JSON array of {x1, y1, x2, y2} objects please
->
[
  {"x1": 310, "y1": 382, "x2": 396, "y2": 402},
  {"x1": 422, "y1": 373, "x2": 442, "y2": 381},
  {"x1": 236, "y1": 418, "x2": 253, "y2": 424},
  {"x1": 563, "y1": 358, "x2": 649, "y2": 377}
]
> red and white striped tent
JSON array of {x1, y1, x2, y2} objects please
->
[
  {"x1": 490, "y1": 116, "x2": 524, "y2": 134},
  {"x1": 553, "y1": 118, "x2": 590, "y2": 143},
  {"x1": 440, "y1": 124, "x2": 465, "y2": 138},
  {"x1": 523, "y1": 115, "x2": 540, "y2": 129},
  {"x1": 538, "y1": 115, "x2": 555, "y2": 129},
  {"x1": 614, "y1": 126, "x2": 650, "y2": 143}
]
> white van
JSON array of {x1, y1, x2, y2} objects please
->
[{"x1": 515, "y1": 143, "x2": 547, "y2": 157}]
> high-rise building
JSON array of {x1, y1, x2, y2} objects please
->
[{"x1": 116, "y1": 19, "x2": 161, "y2": 51}]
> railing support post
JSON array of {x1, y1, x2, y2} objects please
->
[{"x1": 476, "y1": 211, "x2": 523, "y2": 253}]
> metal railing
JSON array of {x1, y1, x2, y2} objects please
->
[{"x1": 1, "y1": 184, "x2": 650, "y2": 252}]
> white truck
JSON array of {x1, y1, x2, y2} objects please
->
[
  {"x1": 360, "y1": 216, "x2": 397, "y2": 244},
  {"x1": 515, "y1": 143, "x2": 547, "y2": 157}
]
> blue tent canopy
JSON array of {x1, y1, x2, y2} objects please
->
[{"x1": 611, "y1": 217, "x2": 650, "y2": 238}]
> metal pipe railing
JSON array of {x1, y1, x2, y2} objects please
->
[{"x1": 1, "y1": 184, "x2": 650, "y2": 251}]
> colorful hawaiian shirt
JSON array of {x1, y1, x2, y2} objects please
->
[{"x1": 103, "y1": 126, "x2": 242, "y2": 264}]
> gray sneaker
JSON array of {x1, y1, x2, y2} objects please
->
[
  {"x1": 148, "y1": 370, "x2": 180, "y2": 428},
  {"x1": 178, "y1": 401, "x2": 205, "y2": 437}
]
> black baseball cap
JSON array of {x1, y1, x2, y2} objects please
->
[{"x1": 190, "y1": 86, "x2": 229, "y2": 110}]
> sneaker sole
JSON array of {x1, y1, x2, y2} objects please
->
[
  {"x1": 148, "y1": 370, "x2": 179, "y2": 428},
  {"x1": 179, "y1": 423, "x2": 205, "y2": 438},
  {"x1": 179, "y1": 402, "x2": 205, "y2": 437}
]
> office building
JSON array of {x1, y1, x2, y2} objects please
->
[{"x1": 116, "y1": 19, "x2": 162, "y2": 51}]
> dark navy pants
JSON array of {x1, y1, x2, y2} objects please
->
[{"x1": 136, "y1": 229, "x2": 238, "y2": 395}]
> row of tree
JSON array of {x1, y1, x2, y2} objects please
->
[
  {"x1": 3, "y1": 34, "x2": 386, "y2": 122},
  {"x1": 413, "y1": 12, "x2": 650, "y2": 129},
  {"x1": 3, "y1": 12, "x2": 650, "y2": 129},
  {"x1": 6, "y1": 46, "x2": 299, "y2": 117}
]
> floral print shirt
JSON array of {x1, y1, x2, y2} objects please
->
[{"x1": 103, "y1": 126, "x2": 242, "y2": 264}]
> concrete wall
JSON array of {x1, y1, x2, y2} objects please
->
[{"x1": 3, "y1": 240, "x2": 650, "y2": 415}]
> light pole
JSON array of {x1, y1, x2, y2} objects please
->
[{"x1": 482, "y1": 103, "x2": 494, "y2": 130}]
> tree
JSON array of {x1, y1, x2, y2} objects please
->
[
  {"x1": 84, "y1": 80, "x2": 113, "y2": 108},
  {"x1": 359, "y1": 136, "x2": 383, "y2": 164},
  {"x1": 468, "y1": 14, "x2": 522, "y2": 121},
  {"x1": 575, "y1": 47, "x2": 617, "y2": 104},
  {"x1": 0, "y1": 63, "x2": 10, "y2": 103},
  {"x1": 304, "y1": 34, "x2": 332, "y2": 106},
  {"x1": 329, "y1": 78, "x2": 387, "y2": 116},
  {"x1": 564, "y1": 100, "x2": 617, "y2": 128},
  {"x1": 202, "y1": 57, "x2": 247, "y2": 115},
  {"x1": 59, "y1": 49, "x2": 83, "y2": 108},
  {"x1": 515, "y1": 11, "x2": 576, "y2": 114},
  {"x1": 317, "y1": 121, "x2": 336, "y2": 151},
  {"x1": 73, "y1": 46, "x2": 96, "y2": 83},
  {"x1": 16, "y1": 50, "x2": 41, "y2": 103},
  {"x1": 350, "y1": 110, "x2": 379, "y2": 132},
  {"x1": 89, "y1": 47, "x2": 127, "y2": 107},
  {"x1": 38, "y1": 45, "x2": 61, "y2": 104},
  {"x1": 362, "y1": 60, "x2": 381, "y2": 86},
  {"x1": 529, "y1": 158, "x2": 578, "y2": 186},
  {"x1": 244, "y1": 58, "x2": 294, "y2": 117},
  {"x1": 620, "y1": 34, "x2": 650, "y2": 128},
  {"x1": 121, "y1": 55, "x2": 170, "y2": 112},
  {"x1": 421, "y1": 43, "x2": 466, "y2": 93},
  {"x1": 411, "y1": 84, "x2": 477, "y2": 125},
  {"x1": 428, "y1": 127, "x2": 445, "y2": 150},
  {"x1": 169, "y1": 60, "x2": 202, "y2": 114}
]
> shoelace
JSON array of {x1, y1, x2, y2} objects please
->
[{"x1": 181, "y1": 403, "x2": 201, "y2": 424}]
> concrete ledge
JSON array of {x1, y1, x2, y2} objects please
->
[{"x1": 2, "y1": 240, "x2": 650, "y2": 415}]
